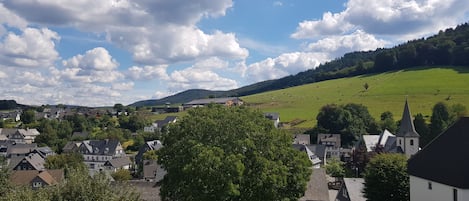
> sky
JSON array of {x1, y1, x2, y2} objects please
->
[{"x1": 1, "y1": 0, "x2": 469, "y2": 106}]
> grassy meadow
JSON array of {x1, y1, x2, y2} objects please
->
[{"x1": 242, "y1": 67, "x2": 469, "y2": 128}]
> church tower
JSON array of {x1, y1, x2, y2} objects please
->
[{"x1": 396, "y1": 98, "x2": 420, "y2": 158}]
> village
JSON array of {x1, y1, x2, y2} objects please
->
[{"x1": 0, "y1": 97, "x2": 465, "y2": 201}]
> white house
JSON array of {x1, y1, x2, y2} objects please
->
[
  {"x1": 408, "y1": 117, "x2": 469, "y2": 201},
  {"x1": 77, "y1": 139, "x2": 124, "y2": 170}
]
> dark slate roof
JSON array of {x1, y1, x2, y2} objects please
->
[
  {"x1": 80, "y1": 139, "x2": 120, "y2": 155},
  {"x1": 396, "y1": 99, "x2": 419, "y2": 137},
  {"x1": 300, "y1": 168, "x2": 329, "y2": 201},
  {"x1": 7, "y1": 143, "x2": 37, "y2": 156},
  {"x1": 155, "y1": 116, "x2": 177, "y2": 128},
  {"x1": 264, "y1": 112, "x2": 279, "y2": 120},
  {"x1": 408, "y1": 117, "x2": 469, "y2": 189}
]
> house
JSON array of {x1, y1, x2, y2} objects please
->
[
  {"x1": 6, "y1": 143, "x2": 37, "y2": 158},
  {"x1": 103, "y1": 156, "x2": 132, "y2": 172},
  {"x1": 318, "y1": 134, "x2": 341, "y2": 159},
  {"x1": 135, "y1": 140, "x2": 163, "y2": 165},
  {"x1": 31, "y1": 146, "x2": 56, "y2": 158},
  {"x1": 75, "y1": 139, "x2": 124, "y2": 170},
  {"x1": 306, "y1": 144, "x2": 327, "y2": 165},
  {"x1": 4, "y1": 128, "x2": 41, "y2": 144},
  {"x1": 408, "y1": 117, "x2": 469, "y2": 201},
  {"x1": 264, "y1": 112, "x2": 280, "y2": 128},
  {"x1": 10, "y1": 169, "x2": 64, "y2": 189},
  {"x1": 142, "y1": 159, "x2": 166, "y2": 182},
  {"x1": 361, "y1": 129, "x2": 396, "y2": 152},
  {"x1": 293, "y1": 134, "x2": 310, "y2": 145},
  {"x1": 9, "y1": 153, "x2": 45, "y2": 171},
  {"x1": 299, "y1": 168, "x2": 330, "y2": 201},
  {"x1": 358, "y1": 99, "x2": 420, "y2": 158},
  {"x1": 144, "y1": 116, "x2": 177, "y2": 133},
  {"x1": 182, "y1": 97, "x2": 243, "y2": 109},
  {"x1": 62, "y1": 141, "x2": 81, "y2": 153},
  {"x1": 335, "y1": 178, "x2": 366, "y2": 201},
  {"x1": 292, "y1": 144, "x2": 322, "y2": 168}
]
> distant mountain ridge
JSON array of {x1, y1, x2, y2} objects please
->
[{"x1": 130, "y1": 22, "x2": 469, "y2": 107}]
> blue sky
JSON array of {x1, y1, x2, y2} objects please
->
[{"x1": 1, "y1": 0, "x2": 468, "y2": 106}]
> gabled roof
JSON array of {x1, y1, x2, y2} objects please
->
[
  {"x1": 396, "y1": 99, "x2": 419, "y2": 137},
  {"x1": 408, "y1": 117, "x2": 469, "y2": 189},
  {"x1": 292, "y1": 144, "x2": 321, "y2": 165},
  {"x1": 362, "y1": 135, "x2": 380, "y2": 152},
  {"x1": 7, "y1": 143, "x2": 37, "y2": 156},
  {"x1": 341, "y1": 178, "x2": 366, "y2": 201},
  {"x1": 300, "y1": 168, "x2": 329, "y2": 201},
  {"x1": 10, "y1": 169, "x2": 64, "y2": 186},
  {"x1": 155, "y1": 116, "x2": 177, "y2": 128},
  {"x1": 79, "y1": 139, "x2": 120, "y2": 155},
  {"x1": 104, "y1": 156, "x2": 132, "y2": 168},
  {"x1": 146, "y1": 140, "x2": 163, "y2": 150}
]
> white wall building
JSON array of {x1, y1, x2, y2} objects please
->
[{"x1": 408, "y1": 117, "x2": 469, "y2": 201}]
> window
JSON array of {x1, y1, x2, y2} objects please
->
[
  {"x1": 343, "y1": 188, "x2": 348, "y2": 198},
  {"x1": 453, "y1": 189, "x2": 458, "y2": 201},
  {"x1": 410, "y1": 139, "x2": 414, "y2": 146},
  {"x1": 428, "y1": 182, "x2": 432, "y2": 190},
  {"x1": 32, "y1": 182, "x2": 42, "y2": 188},
  {"x1": 399, "y1": 139, "x2": 402, "y2": 145}
]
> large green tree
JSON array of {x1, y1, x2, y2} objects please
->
[
  {"x1": 158, "y1": 105, "x2": 312, "y2": 201},
  {"x1": 363, "y1": 153, "x2": 409, "y2": 201}
]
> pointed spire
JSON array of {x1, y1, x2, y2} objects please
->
[{"x1": 397, "y1": 98, "x2": 420, "y2": 137}]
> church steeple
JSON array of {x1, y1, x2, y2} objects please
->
[
  {"x1": 397, "y1": 98, "x2": 420, "y2": 137},
  {"x1": 396, "y1": 98, "x2": 420, "y2": 158}
]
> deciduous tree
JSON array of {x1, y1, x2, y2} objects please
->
[
  {"x1": 158, "y1": 105, "x2": 311, "y2": 201},
  {"x1": 363, "y1": 153, "x2": 409, "y2": 201}
]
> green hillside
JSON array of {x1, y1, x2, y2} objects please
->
[{"x1": 243, "y1": 66, "x2": 469, "y2": 128}]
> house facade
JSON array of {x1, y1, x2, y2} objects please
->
[
  {"x1": 318, "y1": 134, "x2": 341, "y2": 159},
  {"x1": 76, "y1": 139, "x2": 125, "y2": 170},
  {"x1": 408, "y1": 117, "x2": 469, "y2": 201}
]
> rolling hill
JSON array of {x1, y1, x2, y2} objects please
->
[{"x1": 242, "y1": 66, "x2": 469, "y2": 128}]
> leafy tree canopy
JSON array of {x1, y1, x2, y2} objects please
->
[
  {"x1": 363, "y1": 153, "x2": 409, "y2": 201},
  {"x1": 158, "y1": 105, "x2": 312, "y2": 201}
]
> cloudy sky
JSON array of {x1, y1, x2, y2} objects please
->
[{"x1": 1, "y1": 0, "x2": 469, "y2": 106}]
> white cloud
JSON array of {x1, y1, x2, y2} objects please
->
[
  {"x1": 3, "y1": 0, "x2": 247, "y2": 65},
  {"x1": 169, "y1": 67, "x2": 238, "y2": 91},
  {"x1": 192, "y1": 57, "x2": 229, "y2": 70},
  {"x1": 292, "y1": 0, "x2": 469, "y2": 39},
  {"x1": 0, "y1": 3, "x2": 28, "y2": 30},
  {"x1": 273, "y1": 1, "x2": 283, "y2": 7},
  {"x1": 0, "y1": 27, "x2": 60, "y2": 68},
  {"x1": 126, "y1": 65, "x2": 169, "y2": 81},
  {"x1": 307, "y1": 30, "x2": 389, "y2": 58},
  {"x1": 62, "y1": 47, "x2": 118, "y2": 71},
  {"x1": 61, "y1": 47, "x2": 123, "y2": 83},
  {"x1": 246, "y1": 52, "x2": 329, "y2": 82},
  {"x1": 0, "y1": 70, "x2": 6, "y2": 78},
  {"x1": 291, "y1": 12, "x2": 352, "y2": 39},
  {"x1": 112, "y1": 82, "x2": 134, "y2": 91}
]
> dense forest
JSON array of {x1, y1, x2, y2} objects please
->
[{"x1": 132, "y1": 22, "x2": 469, "y2": 106}]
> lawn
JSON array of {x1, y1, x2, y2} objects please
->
[{"x1": 242, "y1": 66, "x2": 469, "y2": 128}]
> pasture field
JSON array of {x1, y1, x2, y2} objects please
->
[{"x1": 242, "y1": 67, "x2": 469, "y2": 128}]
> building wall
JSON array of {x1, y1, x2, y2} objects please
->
[
  {"x1": 410, "y1": 176, "x2": 469, "y2": 201},
  {"x1": 404, "y1": 137, "x2": 419, "y2": 158}
]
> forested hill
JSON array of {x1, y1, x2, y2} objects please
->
[{"x1": 131, "y1": 22, "x2": 469, "y2": 107}]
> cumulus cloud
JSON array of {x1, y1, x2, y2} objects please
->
[
  {"x1": 3, "y1": 0, "x2": 247, "y2": 64},
  {"x1": 126, "y1": 65, "x2": 169, "y2": 81},
  {"x1": 246, "y1": 52, "x2": 329, "y2": 82},
  {"x1": 307, "y1": 30, "x2": 389, "y2": 57},
  {"x1": 292, "y1": 0, "x2": 469, "y2": 39},
  {"x1": 169, "y1": 67, "x2": 238, "y2": 91},
  {"x1": 61, "y1": 47, "x2": 123, "y2": 83},
  {"x1": 0, "y1": 27, "x2": 60, "y2": 68}
]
